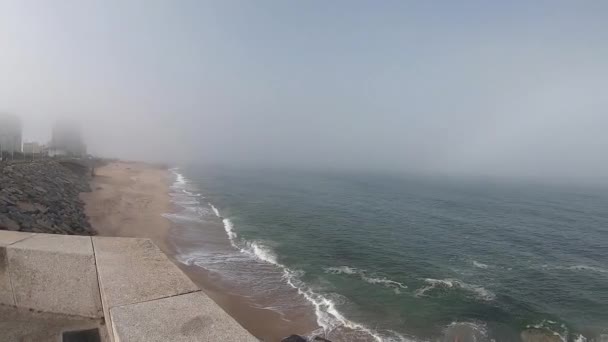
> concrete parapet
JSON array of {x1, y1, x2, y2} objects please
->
[
  {"x1": 6, "y1": 233, "x2": 103, "y2": 318},
  {"x1": 110, "y1": 291, "x2": 258, "y2": 342},
  {"x1": 92, "y1": 237, "x2": 199, "y2": 308},
  {"x1": 0, "y1": 231, "x2": 257, "y2": 341},
  {"x1": 0, "y1": 231, "x2": 33, "y2": 305},
  {"x1": 93, "y1": 237, "x2": 200, "y2": 340}
]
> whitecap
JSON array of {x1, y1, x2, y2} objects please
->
[
  {"x1": 324, "y1": 266, "x2": 407, "y2": 294},
  {"x1": 325, "y1": 266, "x2": 358, "y2": 275},
  {"x1": 472, "y1": 260, "x2": 490, "y2": 269},
  {"x1": 415, "y1": 278, "x2": 495, "y2": 301}
]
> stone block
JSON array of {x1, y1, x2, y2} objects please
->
[
  {"x1": 110, "y1": 291, "x2": 257, "y2": 342},
  {"x1": 0, "y1": 231, "x2": 33, "y2": 305},
  {"x1": 92, "y1": 237, "x2": 199, "y2": 308},
  {"x1": 7, "y1": 233, "x2": 102, "y2": 317},
  {"x1": 93, "y1": 237, "x2": 199, "y2": 341}
]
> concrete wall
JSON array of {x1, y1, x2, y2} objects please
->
[{"x1": 0, "y1": 231, "x2": 258, "y2": 341}]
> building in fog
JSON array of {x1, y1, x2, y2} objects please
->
[
  {"x1": 0, "y1": 114, "x2": 22, "y2": 155},
  {"x1": 50, "y1": 121, "x2": 87, "y2": 157},
  {"x1": 22, "y1": 141, "x2": 41, "y2": 155}
]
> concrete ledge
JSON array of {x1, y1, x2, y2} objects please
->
[
  {"x1": 0, "y1": 231, "x2": 258, "y2": 341},
  {"x1": 93, "y1": 237, "x2": 201, "y2": 341},
  {"x1": 93, "y1": 237, "x2": 199, "y2": 308},
  {"x1": 0, "y1": 231, "x2": 33, "y2": 305},
  {"x1": 6, "y1": 233, "x2": 102, "y2": 318},
  {"x1": 110, "y1": 291, "x2": 258, "y2": 342}
]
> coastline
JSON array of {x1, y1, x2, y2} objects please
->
[{"x1": 81, "y1": 161, "x2": 317, "y2": 341}]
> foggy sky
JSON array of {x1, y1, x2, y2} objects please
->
[{"x1": 1, "y1": 1, "x2": 607, "y2": 183}]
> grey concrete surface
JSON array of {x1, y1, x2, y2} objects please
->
[
  {"x1": 0, "y1": 305, "x2": 107, "y2": 342},
  {"x1": 0, "y1": 231, "x2": 33, "y2": 305},
  {"x1": 93, "y1": 237, "x2": 200, "y2": 341},
  {"x1": 7, "y1": 234, "x2": 102, "y2": 317},
  {"x1": 93, "y1": 237, "x2": 199, "y2": 308},
  {"x1": 0, "y1": 233, "x2": 257, "y2": 341},
  {"x1": 110, "y1": 291, "x2": 258, "y2": 342}
]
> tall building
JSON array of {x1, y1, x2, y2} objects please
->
[
  {"x1": 50, "y1": 120, "x2": 87, "y2": 157},
  {"x1": 0, "y1": 114, "x2": 22, "y2": 154}
]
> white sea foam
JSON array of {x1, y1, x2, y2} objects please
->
[
  {"x1": 444, "y1": 321, "x2": 488, "y2": 341},
  {"x1": 362, "y1": 276, "x2": 408, "y2": 294},
  {"x1": 161, "y1": 212, "x2": 204, "y2": 223},
  {"x1": 415, "y1": 278, "x2": 495, "y2": 301},
  {"x1": 472, "y1": 260, "x2": 490, "y2": 269},
  {"x1": 282, "y1": 266, "x2": 410, "y2": 342},
  {"x1": 241, "y1": 241, "x2": 279, "y2": 265},
  {"x1": 325, "y1": 266, "x2": 408, "y2": 294},
  {"x1": 525, "y1": 320, "x2": 569, "y2": 342},
  {"x1": 182, "y1": 189, "x2": 202, "y2": 197},
  {"x1": 219, "y1": 234, "x2": 409, "y2": 340},
  {"x1": 210, "y1": 204, "x2": 221, "y2": 217},
  {"x1": 222, "y1": 218, "x2": 238, "y2": 245},
  {"x1": 325, "y1": 266, "x2": 358, "y2": 275},
  {"x1": 175, "y1": 172, "x2": 186, "y2": 185}
]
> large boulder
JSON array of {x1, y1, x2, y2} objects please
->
[{"x1": 0, "y1": 215, "x2": 20, "y2": 231}]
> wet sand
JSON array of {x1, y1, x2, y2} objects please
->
[{"x1": 81, "y1": 161, "x2": 317, "y2": 341}]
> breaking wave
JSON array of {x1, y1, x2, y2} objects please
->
[
  {"x1": 325, "y1": 266, "x2": 408, "y2": 294},
  {"x1": 415, "y1": 278, "x2": 496, "y2": 301},
  {"x1": 175, "y1": 184, "x2": 410, "y2": 341},
  {"x1": 210, "y1": 204, "x2": 221, "y2": 217},
  {"x1": 472, "y1": 260, "x2": 490, "y2": 269}
]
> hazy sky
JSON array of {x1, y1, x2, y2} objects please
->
[{"x1": 1, "y1": 1, "x2": 607, "y2": 183}]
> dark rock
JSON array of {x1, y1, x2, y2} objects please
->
[
  {"x1": 0, "y1": 215, "x2": 20, "y2": 231},
  {"x1": 17, "y1": 201, "x2": 36, "y2": 213},
  {"x1": 0, "y1": 160, "x2": 94, "y2": 235},
  {"x1": 33, "y1": 186, "x2": 47, "y2": 193},
  {"x1": 281, "y1": 335, "x2": 308, "y2": 342},
  {"x1": 0, "y1": 196, "x2": 16, "y2": 206}
]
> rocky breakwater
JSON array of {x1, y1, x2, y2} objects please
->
[{"x1": 0, "y1": 161, "x2": 94, "y2": 235}]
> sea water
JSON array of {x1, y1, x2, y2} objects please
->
[{"x1": 165, "y1": 165, "x2": 608, "y2": 341}]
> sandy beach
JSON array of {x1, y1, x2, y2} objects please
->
[
  {"x1": 81, "y1": 161, "x2": 171, "y2": 249},
  {"x1": 81, "y1": 161, "x2": 317, "y2": 341}
]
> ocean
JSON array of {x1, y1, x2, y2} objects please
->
[{"x1": 164, "y1": 165, "x2": 608, "y2": 341}]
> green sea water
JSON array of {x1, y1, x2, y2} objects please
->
[{"x1": 167, "y1": 166, "x2": 608, "y2": 341}]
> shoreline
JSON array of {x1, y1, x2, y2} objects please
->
[{"x1": 81, "y1": 161, "x2": 316, "y2": 341}]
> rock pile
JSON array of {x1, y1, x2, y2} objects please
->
[{"x1": 0, "y1": 161, "x2": 94, "y2": 235}]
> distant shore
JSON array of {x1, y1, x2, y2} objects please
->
[{"x1": 81, "y1": 161, "x2": 313, "y2": 341}]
